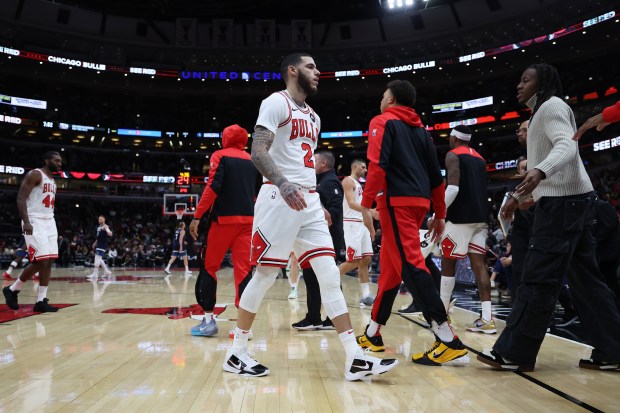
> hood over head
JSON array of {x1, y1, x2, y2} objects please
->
[{"x1": 222, "y1": 124, "x2": 249, "y2": 149}]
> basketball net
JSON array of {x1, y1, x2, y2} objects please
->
[{"x1": 175, "y1": 207, "x2": 186, "y2": 221}]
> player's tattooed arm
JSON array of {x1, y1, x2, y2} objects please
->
[
  {"x1": 251, "y1": 126, "x2": 287, "y2": 186},
  {"x1": 252, "y1": 125, "x2": 307, "y2": 211}
]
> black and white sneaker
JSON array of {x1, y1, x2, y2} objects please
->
[
  {"x1": 345, "y1": 348, "x2": 398, "y2": 381},
  {"x1": 317, "y1": 317, "x2": 336, "y2": 330},
  {"x1": 579, "y1": 358, "x2": 619, "y2": 371},
  {"x1": 397, "y1": 301, "x2": 419, "y2": 314},
  {"x1": 223, "y1": 349, "x2": 270, "y2": 377},
  {"x1": 3, "y1": 286, "x2": 19, "y2": 310},
  {"x1": 477, "y1": 350, "x2": 534, "y2": 372},
  {"x1": 291, "y1": 317, "x2": 321, "y2": 330}
]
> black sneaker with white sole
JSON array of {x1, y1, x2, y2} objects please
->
[
  {"x1": 397, "y1": 301, "x2": 419, "y2": 314},
  {"x1": 292, "y1": 317, "x2": 321, "y2": 330},
  {"x1": 579, "y1": 358, "x2": 620, "y2": 371},
  {"x1": 477, "y1": 350, "x2": 534, "y2": 372},
  {"x1": 223, "y1": 349, "x2": 270, "y2": 377},
  {"x1": 317, "y1": 317, "x2": 335, "y2": 330}
]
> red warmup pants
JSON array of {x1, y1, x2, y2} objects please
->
[
  {"x1": 203, "y1": 221, "x2": 252, "y2": 307},
  {"x1": 371, "y1": 205, "x2": 447, "y2": 325}
]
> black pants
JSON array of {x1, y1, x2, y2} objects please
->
[
  {"x1": 510, "y1": 224, "x2": 529, "y2": 296},
  {"x1": 302, "y1": 267, "x2": 323, "y2": 324},
  {"x1": 428, "y1": 255, "x2": 441, "y2": 291},
  {"x1": 600, "y1": 259, "x2": 620, "y2": 310},
  {"x1": 494, "y1": 193, "x2": 620, "y2": 366}
]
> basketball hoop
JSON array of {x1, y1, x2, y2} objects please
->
[{"x1": 175, "y1": 207, "x2": 186, "y2": 220}]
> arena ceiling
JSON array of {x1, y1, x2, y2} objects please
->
[{"x1": 43, "y1": 0, "x2": 461, "y2": 22}]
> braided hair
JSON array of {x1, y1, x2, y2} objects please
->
[{"x1": 528, "y1": 63, "x2": 563, "y2": 115}]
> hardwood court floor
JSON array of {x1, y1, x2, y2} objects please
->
[{"x1": 1, "y1": 267, "x2": 618, "y2": 413}]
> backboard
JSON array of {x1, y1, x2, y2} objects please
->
[{"x1": 163, "y1": 193, "x2": 199, "y2": 217}]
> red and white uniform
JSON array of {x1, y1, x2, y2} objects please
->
[
  {"x1": 342, "y1": 177, "x2": 363, "y2": 222},
  {"x1": 251, "y1": 91, "x2": 335, "y2": 269},
  {"x1": 342, "y1": 177, "x2": 373, "y2": 262},
  {"x1": 24, "y1": 169, "x2": 58, "y2": 261},
  {"x1": 255, "y1": 91, "x2": 320, "y2": 187}
]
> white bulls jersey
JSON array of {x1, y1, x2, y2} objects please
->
[
  {"x1": 343, "y1": 177, "x2": 363, "y2": 222},
  {"x1": 27, "y1": 168, "x2": 56, "y2": 219},
  {"x1": 255, "y1": 91, "x2": 321, "y2": 188}
]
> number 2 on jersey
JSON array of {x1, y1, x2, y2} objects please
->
[
  {"x1": 301, "y1": 142, "x2": 314, "y2": 168},
  {"x1": 42, "y1": 194, "x2": 55, "y2": 209}
]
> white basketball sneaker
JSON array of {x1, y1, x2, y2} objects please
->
[
  {"x1": 345, "y1": 348, "x2": 399, "y2": 381},
  {"x1": 223, "y1": 348, "x2": 270, "y2": 377}
]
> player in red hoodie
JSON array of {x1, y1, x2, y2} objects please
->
[
  {"x1": 188, "y1": 124, "x2": 259, "y2": 337},
  {"x1": 358, "y1": 80, "x2": 469, "y2": 366}
]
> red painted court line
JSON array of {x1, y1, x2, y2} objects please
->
[{"x1": 0, "y1": 304, "x2": 77, "y2": 323}]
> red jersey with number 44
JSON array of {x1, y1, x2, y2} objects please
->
[
  {"x1": 27, "y1": 168, "x2": 56, "y2": 218},
  {"x1": 255, "y1": 90, "x2": 321, "y2": 188}
]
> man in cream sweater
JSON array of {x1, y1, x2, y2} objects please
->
[{"x1": 477, "y1": 63, "x2": 620, "y2": 372}]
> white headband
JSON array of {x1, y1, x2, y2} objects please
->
[{"x1": 451, "y1": 129, "x2": 472, "y2": 141}]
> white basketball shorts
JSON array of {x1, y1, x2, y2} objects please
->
[
  {"x1": 343, "y1": 220, "x2": 374, "y2": 262},
  {"x1": 440, "y1": 221, "x2": 488, "y2": 259},
  {"x1": 23, "y1": 217, "x2": 58, "y2": 262},
  {"x1": 251, "y1": 184, "x2": 335, "y2": 269}
]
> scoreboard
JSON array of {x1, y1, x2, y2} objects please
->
[{"x1": 176, "y1": 171, "x2": 191, "y2": 193}]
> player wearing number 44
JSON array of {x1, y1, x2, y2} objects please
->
[{"x1": 3, "y1": 151, "x2": 62, "y2": 313}]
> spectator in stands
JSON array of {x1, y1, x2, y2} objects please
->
[
  {"x1": 107, "y1": 244, "x2": 118, "y2": 267},
  {"x1": 57, "y1": 235, "x2": 70, "y2": 267}
]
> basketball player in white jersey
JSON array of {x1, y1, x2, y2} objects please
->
[
  {"x1": 3, "y1": 151, "x2": 62, "y2": 312},
  {"x1": 223, "y1": 53, "x2": 398, "y2": 381},
  {"x1": 339, "y1": 159, "x2": 375, "y2": 306}
]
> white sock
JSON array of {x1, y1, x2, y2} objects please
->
[
  {"x1": 431, "y1": 320, "x2": 455, "y2": 342},
  {"x1": 440, "y1": 276, "x2": 456, "y2": 313},
  {"x1": 37, "y1": 286, "x2": 48, "y2": 302},
  {"x1": 204, "y1": 312, "x2": 213, "y2": 320},
  {"x1": 339, "y1": 329, "x2": 360, "y2": 360},
  {"x1": 10, "y1": 279, "x2": 25, "y2": 292},
  {"x1": 185, "y1": 266, "x2": 190, "y2": 271},
  {"x1": 8, "y1": 261, "x2": 18, "y2": 272},
  {"x1": 481, "y1": 301, "x2": 492, "y2": 321},
  {"x1": 361, "y1": 282, "x2": 370, "y2": 298},
  {"x1": 165, "y1": 266, "x2": 170, "y2": 271},
  {"x1": 367, "y1": 319, "x2": 381, "y2": 337},
  {"x1": 100, "y1": 260, "x2": 110, "y2": 272},
  {"x1": 288, "y1": 278, "x2": 298, "y2": 288},
  {"x1": 231, "y1": 326, "x2": 251, "y2": 351}
]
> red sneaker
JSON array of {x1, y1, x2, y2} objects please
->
[{"x1": 2, "y1": 272, "x2": 14, "y2": 281}]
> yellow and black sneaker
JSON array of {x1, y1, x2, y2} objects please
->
[
  {"x1": 413, "y1": 336, "x2": 468, "y2": 366},
  {"x1": 356, "y1": 325, "x2": 385, "y2": 352},
  {"x1": 412, "y1": 339, "x2": 440, "y2": 362}
]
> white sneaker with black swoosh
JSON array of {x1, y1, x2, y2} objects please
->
[
  {"x1": 345, "y1": 348, "x2": 399, "y2": 381},
  {"x1": 223, "y1": 349, "x2": 270, "y2": 377}
]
